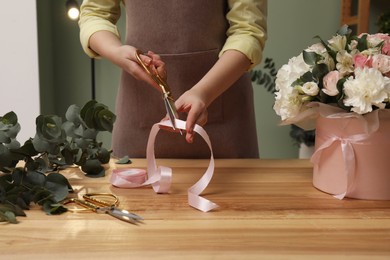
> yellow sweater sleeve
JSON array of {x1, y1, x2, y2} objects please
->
[
  {"x1": 78, "y1": 0, "x2": 122, "y2": 58},
  {"x1": 220, "y1": 0, "x2": 268, "y2": 70}
]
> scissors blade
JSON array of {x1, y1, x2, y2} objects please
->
[
  {"x1": 103, "y1": 207, "x2": 143, "y2": 224},
  {"x1": 163, "y1": 95, "x2": 183, "y2": 135}
]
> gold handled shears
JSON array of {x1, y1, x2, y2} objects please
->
[
  {"x1": 63, "y1": 193, "x2": 143, "y2": 225},
  {"x1": 135, "y1": 49, "x2": 182, "y2": 134}
]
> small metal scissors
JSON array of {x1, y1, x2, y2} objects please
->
[
  {"x1": 63, "y1": 193, "x2": 143, "y2": 225},
  {"x1": 135, "y1": 49, "x2": 182, "y2": 134}
]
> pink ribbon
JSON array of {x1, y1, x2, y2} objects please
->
[
  {"x1": 110, "y1": 119, "x2": 218, "y2": 212},
  {"x1": 310, "y1": 132, "x2": 370, "y2": 199},
  {"x1": 147, "y1": 119, "x2": 218, "y2": 212},
  {"x1": 110, "y1": 168, "x2": 147, "y2": 188}
]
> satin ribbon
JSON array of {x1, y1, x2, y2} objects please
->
[
  {"x1": 146, "y1": 119, "x2": 218, "y2": 212},
  {"x1": 311, "y1": 132, "x2": 370, "y2": 199},
  {"x1": 110, "y1": 168, "x2": 147, "y2": 188},
  {"x1": 110, "y1": 119, "x2": 218, "y2": 212}
]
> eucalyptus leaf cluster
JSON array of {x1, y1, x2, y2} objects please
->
[
  {"x1": 250, "y1": 57, "x2": 277, "y2": 93},
  {"x1": 0, "y1": 100, "x2": 116, "y2": 223}
]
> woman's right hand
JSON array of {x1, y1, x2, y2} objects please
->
[
  {"x1": 89, "y1": 31, "x2": 166, "y2": 92},
  {"x1": 112, "y1": 46, "x2": 167, "y2": 91}
]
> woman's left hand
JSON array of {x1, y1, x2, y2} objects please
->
[{"x1": 174, "y1": 89, "x2": 208, "y2": 143}]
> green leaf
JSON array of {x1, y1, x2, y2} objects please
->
[
  {"x1": 96, "y1": 109, "x2": 116, "y2": 132},
  {"x1": 302, "y1": 51, "x2": 317, "y2": 66},
  {"x1": 42, "y1": 201, "x2": 68, "y2": 215},
  {"x1": 300, "y1": 71, "x2": 314, "y2": 83},
  {"x1": 25, "y1": 170, "x2": 46, "y2": 187},
  {"x1": 6, "y1": 123, "x2": 21, "y2": 139},
  {"x1": 75, "y1": 137, "x2": 90, "y2": 149},
  {"x1": 0, "y1": 132, "x2": 11, "y2": 143},
  {"x1": 32, "y1": 134, "x2": 50, "y2": 153},
  {"x1": 97, "y1": 147, "x2": 110, "y2": 164},
  {"x1": 81, "y1": 159, "x2": 105, "y2": 177},
  {"x1": 80, "y1": 100, "x2": 98, "y2": 120},
  {"x1": 312, "y1": 63, "x2": 329, "y2": 81},
  {"x1": 0, "y1": 111, "x2": 18, "y2": 126},
  {"x1": 44, "y1": 181, "x2": 70, "y2": 202},
  {"x1": 65, "y1": 104, "x2": 84, "y2": 126},
  {"x1": 61, "y1": 146, "x2": 77, "y2": 165},
  {"x1": 12, "y1": 139, "x2": 39, "y2": 157},
  {"x1": 116, "y1": 156, "x2": 132, "y2": 164},
  {"x1": 5, "y1": 139, "x2": 20, "y2": 150},
  {"x1": 10, "y1": 168, "x2": 25, "y2": 185},
  {"x1": 36, "y1": 115, "x2": 62, "y2": 141},
  {"x1": 62, "y1": 121, "x2": 76, "y2": 137},
  {"x1": 337, "y1": 24, "x2": 351, "y2": 36},
  {"x1": 0, "y1": 144, "x2": 16, "y2": 168},
  {"x1": 0, "y1": 210, "x2": 18, "y2": 224},
  {"x1": 46, "y1": 172, "x2": 73, "y2": 192},
  {"x1": 356, "y1": 34, "x2": 368, "y2": 52},
  {"x1": 83, "y1": 128, "x2": 98, "y2": 139}
]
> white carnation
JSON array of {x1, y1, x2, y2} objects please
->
[
  {"x1": 274, "y1": 53, "x2": 311, "y2": 121},
  {"x1": 274, "y1": 87, "x2": 303, "y2": 120},
  {"x1": 343, "y1": 67, "x2": 390, "y2": 114},
  {"x1": 275, "y1": 53, "x2": 310, "y2": 91}
]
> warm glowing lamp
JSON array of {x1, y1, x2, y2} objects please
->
[{"x1": 66, "y1": 0, "x2": 80, "y2": 20}]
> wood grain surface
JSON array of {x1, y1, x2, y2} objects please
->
[{"x1": 1, "y1": 159, "x2": 390, "y2": 259}]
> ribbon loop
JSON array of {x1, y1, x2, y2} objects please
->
[
  {"x1": 110, "y1": 119, "x2": 218, "y2": 212},
  {"x1": 147, "y1": 119, "x2": 218, "y2": 212}
]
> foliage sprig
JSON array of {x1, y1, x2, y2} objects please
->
[{"x1": 0, "y1": 100, "x2": 116, "y2": 223}]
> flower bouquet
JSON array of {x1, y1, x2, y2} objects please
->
[{"x1": 273, "y1": 25, "x2": 390, "y2": 200}]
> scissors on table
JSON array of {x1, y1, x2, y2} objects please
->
[
  {"x1": 63, "y1": 193, "x2": 143, "y2": 225},
  {"x1": 135, "y1": 49, "x2": 182, "y2": 134}
]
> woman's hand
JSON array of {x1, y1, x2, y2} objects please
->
[
  {"x1": 112, "y1": 47, "x2": 167, "y2": 91},
  {"x1": 89, "y1": 31, "x2": 166, "y2": 91},
  {"x1": 175, "y1": 89, "x2": 209, "y2": 143}
]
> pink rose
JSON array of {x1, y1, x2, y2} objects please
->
[
  {"x1": 371, "y1": 54, "x2": 390, "y2": 76},
  {"x1": 376, "y1": 33, "x2": 390, "y2": 54},
  {"x1": 382, "y1": 43, "x2": 390, "y2": 55},
  {"x1": 354, "y1": 53, "x2": 371, "y2": 69},
  {"x1": 367, "y1": 33, "x2": 390, "y2": 54},
  {"x1": 322, "y1": 71, "x2": 340, "y2": 96}
]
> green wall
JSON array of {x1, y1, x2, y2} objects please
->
[{"x1": 37, "y1": 0, "x2": 388, "y2": 158}]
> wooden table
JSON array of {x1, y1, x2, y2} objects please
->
[{"x1": 1, "y1": 159, "x2": 390, "y2": 259}]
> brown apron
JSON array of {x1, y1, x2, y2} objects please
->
[{"x1": 112, "y1": 0, "x2": 259, "y2": 158}]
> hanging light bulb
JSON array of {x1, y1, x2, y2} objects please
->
[{"x1": 66, "y1": 0, "x2": 80, "y2": 20}]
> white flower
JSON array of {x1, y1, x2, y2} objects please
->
[
  {"x1": 274, "y1": 87, "x2": 303, "y2": 120},
  {"x1": 343, "y1": 67, "x2": 390, "y2": 114},
  {"x1": 328, "y1": 35, "x2": 347, "y2": 52},
  {"x1": 301, "y1": 82, "x2": 319, "y2": 96},
  {"x1": 306, "y1": 43, "x2": 326, "y2": 54},
  {"x1": 274, "y1": 53, "x2": 311, "y2": 121},
  {"x1": 336, "y1": 50, "x2": 354, "y2": 76},
  {"x1": 275, "y1": 53, "x2": 311, "y2": 92},
  {"x1": 306, "y1": 43, "x2": 335, "y2": 71}
]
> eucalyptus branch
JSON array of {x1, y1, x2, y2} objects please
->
[{"x1": 0, "y1": 100, "x2": 116, "y2": 223}]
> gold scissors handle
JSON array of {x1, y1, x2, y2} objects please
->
[
  {"x1": 63, "y1": 193, "x2": 143, "y2": 225},
  {"x1": 135, "y1": 49, "x2": 182, "y2": 134},
  {"x1": 135, "y1": 49, "x2": 170, "y2": 95}
]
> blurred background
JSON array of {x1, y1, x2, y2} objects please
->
[{"x1": 1, "y1": 0, "x2": 389, "y2": 158}]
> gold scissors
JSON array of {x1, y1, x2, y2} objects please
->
[
  {"x1": 63, "y1": 193, "x2": 143, "y2": 225},
  {"x1": 135, "y1": 49, "x2": 182, "y2": 134}
]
